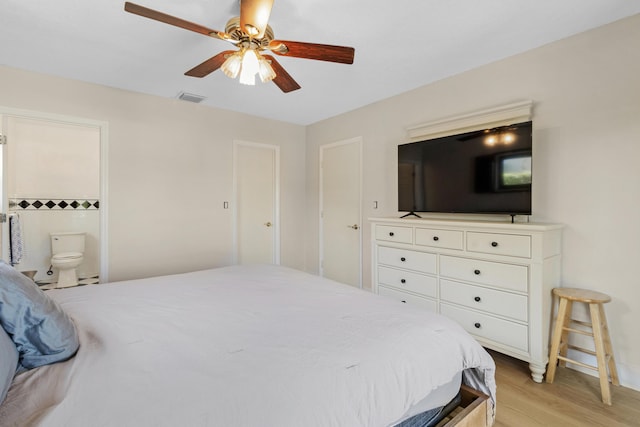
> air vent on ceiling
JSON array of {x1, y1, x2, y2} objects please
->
[{"x1": 177, "y1": 92, "x2": 206, "y2": 103}]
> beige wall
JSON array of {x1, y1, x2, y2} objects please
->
[
  {"x1": 0, "y1": 66, "x2": 307, "y2": 282},
  {"x1": 306, "y1": 14, "x2": 640, "y2": 389}
]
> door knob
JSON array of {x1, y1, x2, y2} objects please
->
[
  {"x1": 265, "y1": 222, "x2": 272, "y2": 227},
  {"x1": 347, "y1": 224, "x2": 359, "y2": 230}
]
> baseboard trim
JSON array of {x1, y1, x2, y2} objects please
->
[{"x1": 565, "y1": 349, "x2": 640, "y2": 392}]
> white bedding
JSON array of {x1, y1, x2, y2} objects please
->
[{"x1": 0, "y1": 265, "x2": 495, "y2": 427}]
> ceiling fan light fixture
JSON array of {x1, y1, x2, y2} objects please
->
[
  {"x1": 238, "y1": 48, "x2": 260, "y2": 85},
  {"x1": 258, "y1": 57, "x2": 276, "y2": 83},
  {"x1": 221, "y1": 48, "x2": 275, "y2": 85},
  {"x1": 221, "y1": 52, "x2": 242, "y2": 78}
]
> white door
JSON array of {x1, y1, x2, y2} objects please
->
[
  {"x1": 320, "y1": 137, "x2": 362, "y2": 287},
  {"x1": 233, "y1": 141, "x2": 279, "y2": 265}
]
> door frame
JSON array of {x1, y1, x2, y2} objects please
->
[
  {"x1": 0, "y1": 106, "x2": 110, "y2": 282},
  {"x1": 232, "y1": 139, "x2": 280, "y2": 265},
  {"x1": 319, "y1": 136, "x2": 363, "y2": 288}
]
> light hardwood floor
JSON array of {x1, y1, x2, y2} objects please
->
[{"x1": 491, "y1": 350, "x2": 640, "y2": 426}]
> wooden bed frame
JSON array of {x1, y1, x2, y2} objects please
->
[{"x1": 437, "y1": 385, "x2": 493, "y2": 427}]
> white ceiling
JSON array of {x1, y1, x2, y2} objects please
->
[{"x1": 2, "y1": 1, "x2": 639, "y2": 125}]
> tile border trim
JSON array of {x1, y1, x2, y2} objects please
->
[{"x1": 11, "y1": 198, "x2": 100, "y2": 210}]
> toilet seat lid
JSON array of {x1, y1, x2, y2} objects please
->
[{"x1": 52, "y1": 252, "x2": 83, "y2": 260}]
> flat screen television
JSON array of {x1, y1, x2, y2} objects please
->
[{"x1": 398, "y1": 121, "x2": 532, "y2": 216}]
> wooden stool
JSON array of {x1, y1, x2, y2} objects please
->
[{"x1": 546, "y1": 288, "x2": 619, "y2": 405}]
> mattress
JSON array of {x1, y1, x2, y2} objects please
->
[
  {"x1": 395, "y1": 371, "x2": 462, "y2": 424},
  {"x1": 0, "y1": 264, "x2": 495, "y2": 426}
]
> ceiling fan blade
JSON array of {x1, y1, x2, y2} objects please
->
[
  {"x1": 124, "y1": 2, "x2": 228, "y2": 40},
  {"x1": 185, "y1": 51, "x2": 235, "y2": 78},
  {"x1": 240, "y1": 0, "x2": 274, "y2": 39},
  {"x1": 263, "y1": 55, "x2": 301, "y2": 93},
  {"x1": 268, "y1": 40, "x2": 355, "y2": 64}
]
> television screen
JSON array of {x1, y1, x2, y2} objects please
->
[{"x1": 398, "y1": 121, "x2": 532, "y2": 215}]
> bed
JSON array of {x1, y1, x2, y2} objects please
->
[{"x1": 1, "y1": 262, "x2": 495, "y2": 426}]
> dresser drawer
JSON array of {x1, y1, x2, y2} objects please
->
[
  {"x1": 440, "y1": 279, "x2": 528, "y2": 322},
  {"x1": 378, "y1": 246, "x2": 436, "y2": 274},
  {"x1": 378, "y1": 286, "x2": 437, "y2": 313},
  {"x1": 440, "y1": 255, "x2": 528, "y2": 293},
  {"x1": 415, "y1": 227, "x2": 464, "y2": 250},
  {"x1": 378, "y1": 266, "x2": 437, "y2": 298},
  {"x1": 467, "y1": 232, "x2": 531, "y2": 258},
  {"x1": 375, "y1": 225, "x2": 413, "y2": 244},
  {"x1": 441, "y1": 303, "x2": 528, "y2": 352}
]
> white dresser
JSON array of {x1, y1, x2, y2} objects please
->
[{"x1": 370, "y1": 217, "x2": 563, "y2": 382}]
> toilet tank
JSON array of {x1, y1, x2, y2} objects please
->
[{"x1": 50, "y1": 232, "x2": 86, "y2": 255}]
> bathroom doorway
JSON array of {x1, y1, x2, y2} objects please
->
[{"x1": 0, "y1": 108, "x2": 108, "y2": 284}]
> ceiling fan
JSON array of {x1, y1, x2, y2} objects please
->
[{"x1": 124, "y1": 1, "x2": 355, "y2": 93}]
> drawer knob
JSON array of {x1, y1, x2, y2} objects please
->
[
  {"x1": 433, "y1": 236, "x2": 439, "y2": 241},
  {"x1": 400, "y1": 257, "x2": 406, "y2": 262},
  {"x1": 389, "y1": 232, "x2": 395, "y2": 237},
  {"x1": 491, "y1": 241, "x2": 498, "y2": 247},
  {"x1": 400, "y1": 279, "x2": 406, "y2": 284},
  {"x1": 474, "y1": 322, "x2": 482, "y2": 329},
  {"x1": 474, "y1": 269, "x2": 481, "y2": 275},
  {"x1": 401, "y1": 300, "x2": 407, "y2": 303},
  {"x1": 474, "y1": 296, "x2": 481, "y2": 302}
]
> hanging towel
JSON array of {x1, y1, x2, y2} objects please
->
[{"x1": 9, "y1": 214, "x2": 24, "y2": 265}]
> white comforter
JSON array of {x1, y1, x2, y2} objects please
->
[{"x1": 1, "y1": 265, "x2": 495, "y2": 427}]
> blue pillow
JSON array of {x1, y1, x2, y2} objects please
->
[
  {"x1": 0, "y1": 260, "x2": 79, "y2": 369},
  {"x1": 0, "y1": 325, "x2": 18, "y2": 405}
]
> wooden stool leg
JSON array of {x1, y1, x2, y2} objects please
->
[
  {"x1": 546, "y1": 297, "x2": 569, "y2": 383},
  {"x1": 558, "y1": 300, "x2": 573, "y2": 368},
  {"x1": 590, "y1": 303, "x2": 612, "y2": 405},
  {"x1": 599, "y1": 303, "x2": 620, "y2": 386}
]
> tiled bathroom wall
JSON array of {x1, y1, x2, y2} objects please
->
[{"x1": 6, "y1": 116, "x2": 100, "y2": 284}]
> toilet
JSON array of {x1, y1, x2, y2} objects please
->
[{"x1": 50, "y1": 232, "x2": 86, "y2": 288}]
